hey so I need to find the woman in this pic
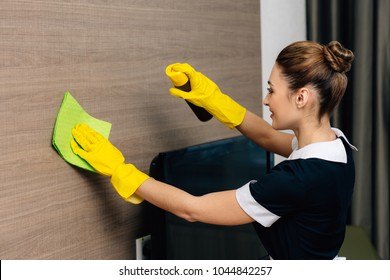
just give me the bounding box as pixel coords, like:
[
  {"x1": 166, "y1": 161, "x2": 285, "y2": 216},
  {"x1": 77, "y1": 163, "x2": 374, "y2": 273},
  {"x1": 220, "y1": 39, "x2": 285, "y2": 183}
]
[{"x1": 70, "y1": 40, "x2": 356, "y2": 259}]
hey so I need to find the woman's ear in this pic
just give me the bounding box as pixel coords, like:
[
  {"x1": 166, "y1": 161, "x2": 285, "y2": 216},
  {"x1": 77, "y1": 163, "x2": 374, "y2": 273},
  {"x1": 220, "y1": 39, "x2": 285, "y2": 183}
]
[{"x1": 295, "y1": 87, "x2": 311, "y2": 109}]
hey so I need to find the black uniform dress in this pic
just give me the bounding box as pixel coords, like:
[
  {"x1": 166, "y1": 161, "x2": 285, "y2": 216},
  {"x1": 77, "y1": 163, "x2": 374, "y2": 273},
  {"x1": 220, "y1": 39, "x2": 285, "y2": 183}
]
[{"x1": 236, "y1": 128, "x2": 357, "y2": 259}]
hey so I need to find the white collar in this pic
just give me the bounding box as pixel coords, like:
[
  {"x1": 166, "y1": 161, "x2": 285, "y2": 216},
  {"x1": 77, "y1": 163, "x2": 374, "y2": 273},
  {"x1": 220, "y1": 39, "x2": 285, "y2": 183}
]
[{"x1": 288, "y1": 128, "x2": 357, "y2": 163}]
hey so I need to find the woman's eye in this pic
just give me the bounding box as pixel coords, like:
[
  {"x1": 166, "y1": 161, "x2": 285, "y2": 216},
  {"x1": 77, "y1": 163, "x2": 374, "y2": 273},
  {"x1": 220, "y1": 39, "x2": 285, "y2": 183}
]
[{"x1": 267, "y1": 87, "x2": 273, "y2": 94}]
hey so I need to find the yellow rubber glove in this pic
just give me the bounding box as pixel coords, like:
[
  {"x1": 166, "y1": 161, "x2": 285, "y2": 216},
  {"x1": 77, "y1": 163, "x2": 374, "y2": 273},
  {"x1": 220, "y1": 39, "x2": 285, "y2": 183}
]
[
  {"x1": 168, "y1": 63, "x2": 246, "y2": 128},
  {"x1": 70, "y1": 123, "x2": 149, "y2": 204}
]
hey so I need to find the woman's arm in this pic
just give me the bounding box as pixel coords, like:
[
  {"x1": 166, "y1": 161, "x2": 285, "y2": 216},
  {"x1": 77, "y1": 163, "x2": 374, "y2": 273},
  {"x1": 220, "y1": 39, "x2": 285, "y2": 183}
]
[
  {"x1": 136, "y1": 178, "x2": 254, "y2": 226},
  {"x1": 70, "y1": 123, "x2": 256, "y2": 222},
  {"x1": 237, "y1": 111, "x2": 294, "y2": 158},
  {"x1": 168, "y1": 64, "x2": 293, "y2": 156}
]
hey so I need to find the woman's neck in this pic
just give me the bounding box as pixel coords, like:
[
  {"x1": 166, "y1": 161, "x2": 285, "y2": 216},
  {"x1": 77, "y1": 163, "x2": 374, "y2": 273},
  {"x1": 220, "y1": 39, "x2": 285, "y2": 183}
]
[{"x1": 293, "y1": 116, "x2": 336, "y2": 149}]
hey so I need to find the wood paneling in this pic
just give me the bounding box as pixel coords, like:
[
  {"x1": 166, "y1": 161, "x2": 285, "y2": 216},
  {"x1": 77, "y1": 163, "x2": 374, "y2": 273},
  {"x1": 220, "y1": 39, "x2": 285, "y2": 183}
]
[{"x1": 0, "y1": 0, "x2": 262, "y2": 259}]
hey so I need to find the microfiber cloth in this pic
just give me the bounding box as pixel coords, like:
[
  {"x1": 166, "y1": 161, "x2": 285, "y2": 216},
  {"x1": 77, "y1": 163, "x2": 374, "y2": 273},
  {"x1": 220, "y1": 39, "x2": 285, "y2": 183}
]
[{"x1": 52, "y1": 91, "x2": 112, "y2": 172}]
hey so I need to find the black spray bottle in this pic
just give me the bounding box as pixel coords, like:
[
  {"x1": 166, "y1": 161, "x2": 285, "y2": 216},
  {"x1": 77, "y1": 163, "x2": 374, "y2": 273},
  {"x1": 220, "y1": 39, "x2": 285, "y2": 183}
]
[{"x1": 166, "y1": 65, "x2": 213, "y2": 122}]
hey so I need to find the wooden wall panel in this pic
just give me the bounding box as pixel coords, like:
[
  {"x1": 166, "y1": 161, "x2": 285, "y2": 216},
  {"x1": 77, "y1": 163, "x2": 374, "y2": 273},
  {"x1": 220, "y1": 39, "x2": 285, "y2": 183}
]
[{"x1": 0, "y1": 0, "x2": 262, "y2": 259}]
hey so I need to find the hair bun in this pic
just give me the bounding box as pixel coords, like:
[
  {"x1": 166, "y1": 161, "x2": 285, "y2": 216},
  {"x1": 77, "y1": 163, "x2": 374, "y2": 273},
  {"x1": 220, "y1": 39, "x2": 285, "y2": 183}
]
[{"x1": 323, "y1": 41, "x2": 354, "y2": 73}]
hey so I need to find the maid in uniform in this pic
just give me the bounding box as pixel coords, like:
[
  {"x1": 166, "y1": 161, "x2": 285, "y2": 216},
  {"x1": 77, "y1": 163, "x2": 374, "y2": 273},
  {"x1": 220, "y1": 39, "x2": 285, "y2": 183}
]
[{"x1": 70, "y1": 40, "x2": 356, "y2": 259}]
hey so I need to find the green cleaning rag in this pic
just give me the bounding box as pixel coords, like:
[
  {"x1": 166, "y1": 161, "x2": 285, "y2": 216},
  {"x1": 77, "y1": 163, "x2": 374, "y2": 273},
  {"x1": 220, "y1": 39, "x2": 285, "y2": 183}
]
[{"x1": 52, "y1": 91, "x2": 112, "y2": 172}]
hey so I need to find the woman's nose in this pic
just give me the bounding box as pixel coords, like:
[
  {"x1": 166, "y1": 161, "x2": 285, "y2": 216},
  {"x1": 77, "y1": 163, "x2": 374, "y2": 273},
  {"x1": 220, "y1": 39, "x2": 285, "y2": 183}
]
[{"x1": 263, "y1": 94, "x2": 269, "y2": 106}]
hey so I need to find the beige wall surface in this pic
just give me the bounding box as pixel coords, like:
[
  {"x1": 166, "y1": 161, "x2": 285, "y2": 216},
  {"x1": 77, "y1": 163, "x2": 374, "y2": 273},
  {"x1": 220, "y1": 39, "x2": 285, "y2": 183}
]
[{"x1": 0, "y1": 0, "x2": 262, "y2": 259}]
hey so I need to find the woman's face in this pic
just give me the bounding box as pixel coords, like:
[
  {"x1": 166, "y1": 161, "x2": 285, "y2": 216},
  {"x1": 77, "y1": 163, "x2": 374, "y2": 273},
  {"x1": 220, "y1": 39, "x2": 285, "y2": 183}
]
[{"x1": 263, "y1": 64, "x2": 299, "y2": 130}]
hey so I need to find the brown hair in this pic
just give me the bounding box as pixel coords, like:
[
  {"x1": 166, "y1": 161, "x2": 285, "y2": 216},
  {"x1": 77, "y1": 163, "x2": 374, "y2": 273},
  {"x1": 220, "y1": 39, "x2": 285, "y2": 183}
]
[{"x1": 276, "y1": 41, "x2": 354, "y2": 118}]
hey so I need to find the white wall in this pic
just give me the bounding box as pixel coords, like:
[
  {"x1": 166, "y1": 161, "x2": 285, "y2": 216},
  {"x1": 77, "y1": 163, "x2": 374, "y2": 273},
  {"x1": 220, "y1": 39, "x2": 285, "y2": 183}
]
[{"x1": 260, "y1": 0, "x2": 307, "y2": 163}]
